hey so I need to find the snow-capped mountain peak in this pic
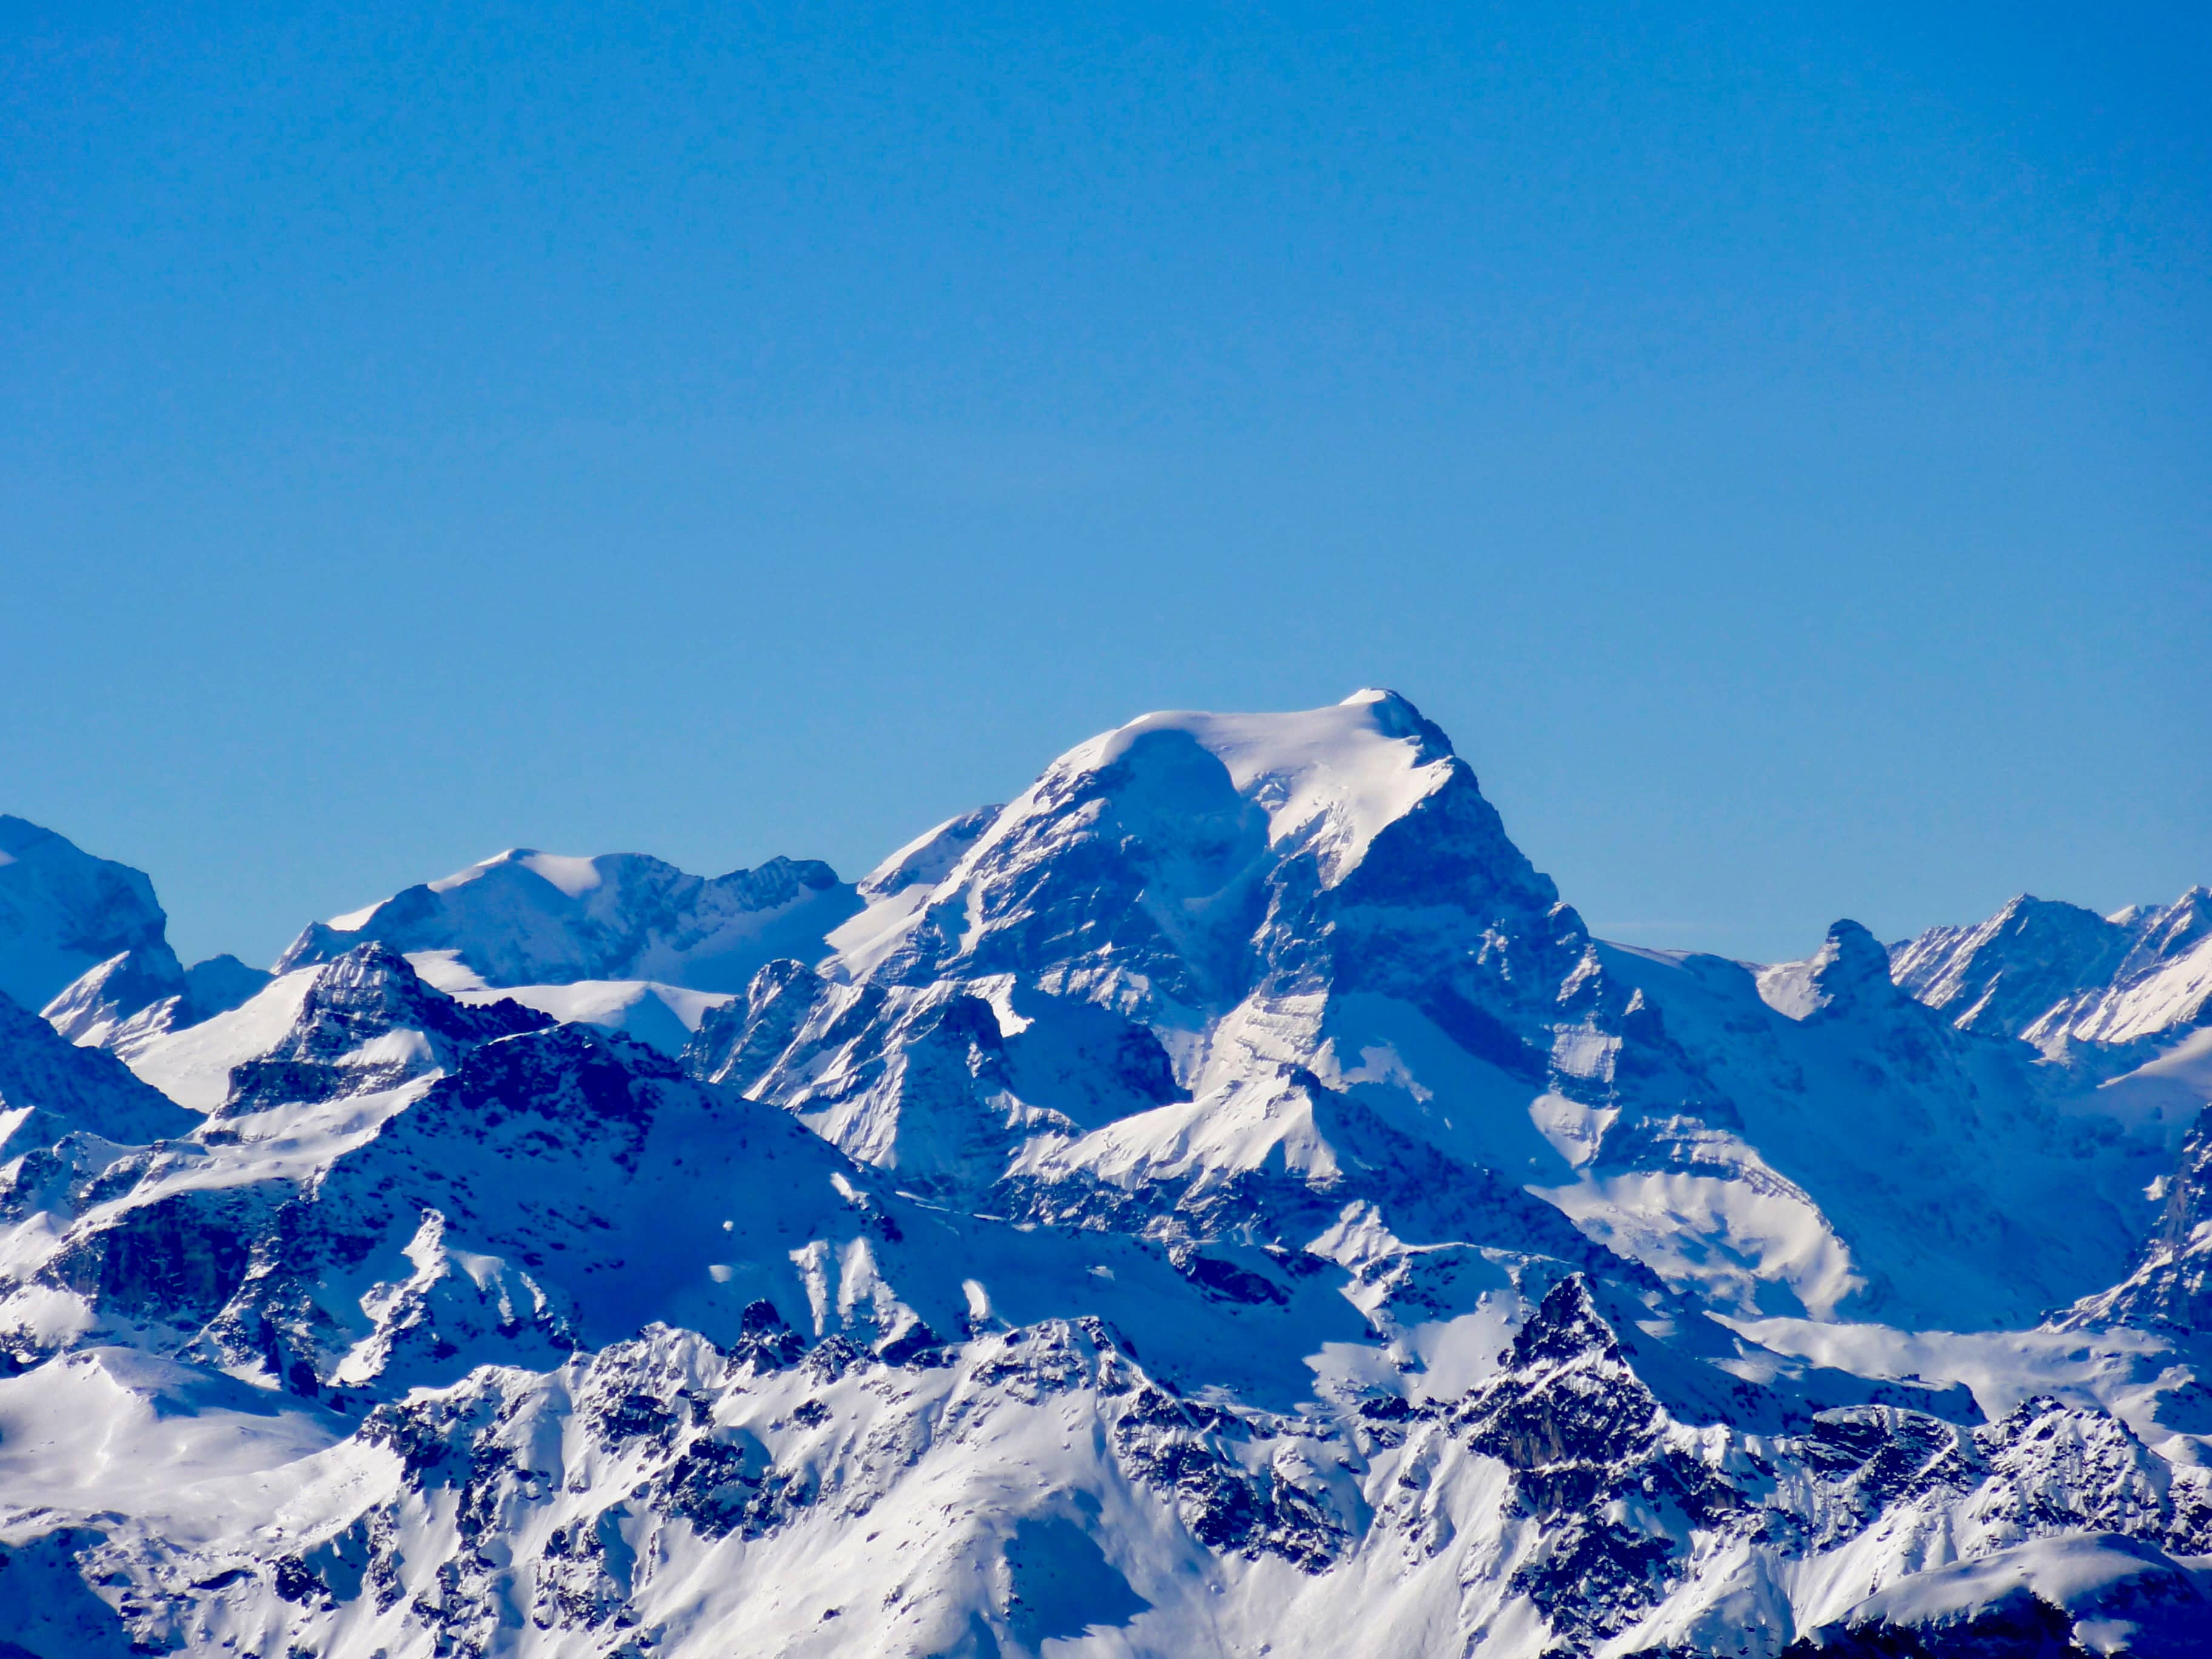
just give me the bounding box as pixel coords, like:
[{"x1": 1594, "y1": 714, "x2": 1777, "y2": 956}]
[
  {"x1": 1891, "y1": 885, "x2": 2212, "y2": 1050},
  {"x1": 2, "y1": 816, "x2": 273, "y2": 1057},
  {"x1": 4, "y1": 695, "x2": 2211, "y2": 1659},
  {"x1": 0, "y1": 814, "x2": 170, "y2": 1013},
  {"x1": 823, "y1": 689, "x2": 1563, "y2": 1001},
  {"x1": 278, "y1": 845, "x2": 861, "y2": 994},
  {"x1": 118, "y1": 942, "x2": 548, "y2": 1114},
  {"x1": 1754, "y1": 918, "x2": 1900, "y2": 1020},
  {"x1": 1045, "y1": 687, "x2": 1462, "y2": 888}
]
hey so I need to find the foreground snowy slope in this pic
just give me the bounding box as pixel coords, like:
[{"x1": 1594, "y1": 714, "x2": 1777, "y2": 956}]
[{"x1": 2, "y1": 692, "x2": 2209, "y2": 1658}]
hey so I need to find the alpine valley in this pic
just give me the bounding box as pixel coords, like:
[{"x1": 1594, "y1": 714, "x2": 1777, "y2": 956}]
[{"x1": 2, "y1": 692, "x2": 2209, "y2": 1659}]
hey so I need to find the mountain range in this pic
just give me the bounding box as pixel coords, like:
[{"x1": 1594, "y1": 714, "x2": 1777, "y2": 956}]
[{"x1": 1, "y1": 692, "x2": 2208, "y2": 1657}]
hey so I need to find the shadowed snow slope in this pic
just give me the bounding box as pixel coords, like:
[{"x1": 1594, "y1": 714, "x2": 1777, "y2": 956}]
[
  {"x1": 0, "y1": 989, "x2": 198, "y2": 1159},
  {"x1": 0, "y1": 816, "x2": 173, "y2": 1014},
  {"x1": 3, "y1": 692, "x2": 2210, "y2": 1659}
]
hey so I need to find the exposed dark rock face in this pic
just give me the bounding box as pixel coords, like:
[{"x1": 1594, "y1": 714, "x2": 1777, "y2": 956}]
[{"x1": 214, "y1": 943, "x2": 551, "y2": 1118}]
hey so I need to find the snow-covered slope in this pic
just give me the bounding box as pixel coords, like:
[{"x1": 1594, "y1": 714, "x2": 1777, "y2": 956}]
[
  {"x1": 1795, "y1": 1533, "x2": 2212, "y2": 1655},
  {"x1": 40, "y1": 946, "x2": 274, "y2": 1057},
  {"x1": 2, "y1": 692, "x2": 2209, "y2": 1659},
  {"x1": 1604, "y1": 923, "x2": 2191, "y2": 1330}
]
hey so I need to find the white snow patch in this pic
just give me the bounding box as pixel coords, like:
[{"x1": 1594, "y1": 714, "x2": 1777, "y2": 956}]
[
  {"x1": 1724, "y1": 1315, "x2": 2186, "y2": 1441},
  {"x1": 403, "y1": 949, "x2": 488, "y2": 993},
  {"x1": 1833, "y1": 1533, "x2": 2201, "y2": 1645},
  {"x1": 1754, "y1": 958, "x2": 1819, "y2": 1019},
  {"x1": 124, "y1": 966, "x2": 322, "y2": 1111},
  {"x1": 518, "y1": 852, "x2": 605, "y2": 897},
  {"x1": 1538, "y1": 1168, "x2": 1863, "y2": 1319},
  {"x1": 1061, "y1": 689, "x2": 1453, "y2": 885},
  {"x1": 0, "y1": 1351, "x2": 341, "y2": 1530},
  {"x1": 823, "y1": 882, "x2": 936, "y2": 979},
  {"x1": 450, "y1": 977, "x2": 734, "y2": 1055}
]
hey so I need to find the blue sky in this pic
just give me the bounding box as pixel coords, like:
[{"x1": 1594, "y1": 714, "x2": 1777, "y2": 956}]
[{"x1": 4, "y1": 0, "x2": 2206, "y2": 967}]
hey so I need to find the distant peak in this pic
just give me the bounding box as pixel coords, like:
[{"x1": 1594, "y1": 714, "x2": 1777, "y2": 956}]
[
  {"x1": 1994, "y1": 893, "x2": 2111, "y2": 926},
  {"x1": 280, "y1": 841, "x2": 856, "y2": 992},
  {"x1": 1815, "y1": 917, "x2": 1895, "y2": 980},
  {"x1": 1756, "y1": 919, "x2": 1901, "y2": 1021}
]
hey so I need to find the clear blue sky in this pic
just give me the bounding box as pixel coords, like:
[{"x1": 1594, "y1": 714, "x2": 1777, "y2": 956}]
[{"x1": 4, "y1": 1, "x2": 2206, "y2": 968}]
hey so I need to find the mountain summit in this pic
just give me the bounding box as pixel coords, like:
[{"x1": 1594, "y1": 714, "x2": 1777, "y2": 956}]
[
  {"x1": 275, "y1": 845, "x2": 859, "y2": 992},
  {"x1": 1, "y1": 693, "x2": 2207, "y2": 1659}
]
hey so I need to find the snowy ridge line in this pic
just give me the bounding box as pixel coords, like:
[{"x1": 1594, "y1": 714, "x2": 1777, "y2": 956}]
[{"x1": 0, "y1": 690, "x2": 2207, "y2": 1657}]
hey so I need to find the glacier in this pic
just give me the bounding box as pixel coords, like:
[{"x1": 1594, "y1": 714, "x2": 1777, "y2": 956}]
[{"x1": 0, "y1": 692, "x2": 2207, "y2": 1657}]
